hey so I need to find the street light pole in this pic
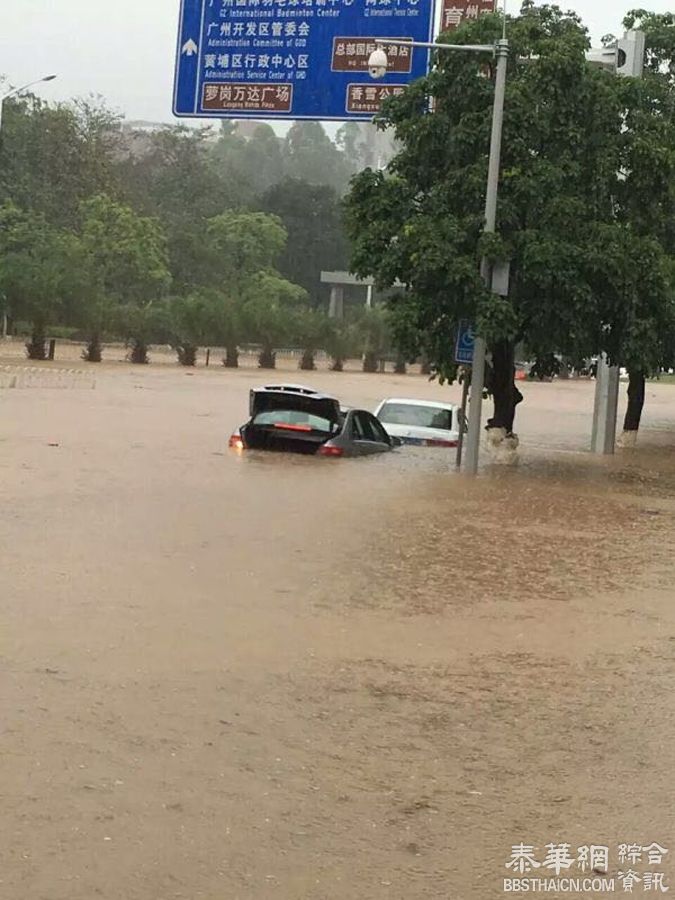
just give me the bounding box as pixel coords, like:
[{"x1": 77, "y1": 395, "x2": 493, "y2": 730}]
[
  {"x1": 369, "y1": 37, "x2": 508, "y2": 475},
  {"x1": 464, "y1": 38, "x2": 509, "y2": 475},
  {"x1": 0, "y1": 74, "x2": 57, "y2": 132}
]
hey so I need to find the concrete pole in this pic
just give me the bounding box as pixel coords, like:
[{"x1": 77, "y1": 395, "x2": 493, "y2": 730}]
[
  {"x1": 591, "y1": 354, "x2": 620, "y2": 454},
  {"x1": 590, "y1": 31, "x2": 645, "y2": 454},
  {"x1": 464, "y1": 38, "x2": 509, "y2": 475},
  {"x1": 328, "y1": 285, "x2": 344, "y2": 319}
]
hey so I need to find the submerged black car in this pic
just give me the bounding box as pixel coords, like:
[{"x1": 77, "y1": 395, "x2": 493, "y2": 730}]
[{"x1": 229, "y1": 384, "x2": 399, "y2": 457}]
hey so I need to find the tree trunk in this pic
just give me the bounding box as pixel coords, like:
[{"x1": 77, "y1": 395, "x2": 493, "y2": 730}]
[
  {"x1": 330, "y1": 356, "x2": 344, "y2": 372},
  {"x1": 258, "y1": 345, "x2": 276, "y2": 369},
  {"x1": 299, "y1": 349, "x2": 316, "y2": 371},
  {"x1": 83, "y1": 333, "x2": 103, "y2": 363},
  {"x1": 177, "y1": 344, "x2": 198, "y2": 366},
  {"x1": 394, "y1": 354, "x2": 407, "y2": 375},
  {"x1": 363, "y1": 351, "x2": 378, "y2": 373},
  {"x1": 223, "y1": 344, "x2": 239, "y2": 368},
  {"x1": 487, "y1": 340, "x2": 523, "y2": 434},
  {"x1": 129, "y1": 340, "x2": 149, "y2": 364},
  {"x1": 420, "y1": 355, "x2": 432, "y2": 376},
  {"x1": 619, "y1": 370, "x2": 645, "y2": 447},
  {"x1": 26, "y1": 323, "x2": 47, "y2": 360}
]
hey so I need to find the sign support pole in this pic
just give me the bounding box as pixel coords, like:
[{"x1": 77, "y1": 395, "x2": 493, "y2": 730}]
[{"x1": 455, "y1": 374, "x2": 470, "y2": 469}]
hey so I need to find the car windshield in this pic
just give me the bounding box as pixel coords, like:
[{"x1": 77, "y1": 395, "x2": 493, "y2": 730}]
[
  {"x1": 253, "y1": 409, "x2": 336, "y2": 432},
  {"x1": 378, "y1": 403, "x2": 453, "y2": 431}
]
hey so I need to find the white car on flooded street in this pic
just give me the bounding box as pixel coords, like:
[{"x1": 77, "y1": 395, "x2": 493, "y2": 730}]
[{"x1": 374, "y1": 398, "x2": 462, "y2": 448}]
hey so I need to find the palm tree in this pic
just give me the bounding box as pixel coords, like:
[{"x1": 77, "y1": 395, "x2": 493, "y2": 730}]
[
  {"x1": 394, "y1": 351, "x2": 407, "y2": 375},
  {"x1": 81, "y1": 295, "x2": 116, "y2": 362},
  {"x1": 168, "y1": 291, "x2": 222, "y2": 366},
  {"x1": 116, "y1": 302, "x2": 169, "y2": 365},
  {"x1": 217, "y1": 294, "x2": 242, "y2": 368},
  {"x1": 243, "y1": 272, "x2": 306, "y2": 369},
  {"x1": 294, "y1": 308, "x2": 330, "y2": 371},
  {"x1": 357, "y1": 306, "x2": 391, "y2": 373},
  {"x1": 324, "y1": 319, "x2": 356, "y2": 372}
]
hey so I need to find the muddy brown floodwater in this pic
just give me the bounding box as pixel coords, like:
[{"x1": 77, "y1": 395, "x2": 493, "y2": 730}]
[{"x1": 1, "y1": 353, "x2": 675, "y2": 900}]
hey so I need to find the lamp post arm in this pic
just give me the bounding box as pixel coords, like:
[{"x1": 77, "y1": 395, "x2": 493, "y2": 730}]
[{"x1": 376, "y1": 38, "x2": 497, "y2": 54}]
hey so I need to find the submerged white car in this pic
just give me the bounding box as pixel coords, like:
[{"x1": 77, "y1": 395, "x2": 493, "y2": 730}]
[{"x1": 374, "y1": 398, "x2": 462, "y2": 448}]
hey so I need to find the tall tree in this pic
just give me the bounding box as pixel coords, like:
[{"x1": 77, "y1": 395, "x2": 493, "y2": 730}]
[
  {"x1": 78, "y1": 194, "x2": 171, "y2": 360},
  {"x1": 206, "y1": 210, "x2": 288, "y2": 291},
  {"x1": 259, "y1": 178, "x2": 349, "y2": 303},
  {"x1": 344, "y1": 4, "x2": 674, "y2": 445},
  {"x1": 282, "y1": 122, "x2": 351, "y2": 193},
  {"x1": 0, "y1": 203, "x2": 84, "y2": 358},
  {"x1": 211, "y1": 122, "x2": 284, "y2": 198},
  {"x1": 0, "y1": 96, "x2": 120, "y2": 228},
  {"x1": 614, "y1": 10, "x2": 675, "y2": 442},
  {"x1": 167, "y1": 290, "x2": 223, "y2": 367},
  {"x1": 115, "y1": 126, "x2": 239, "y2": 291},
  {"x1": 243, "y1": 272, "x2": 307, "y2": 369}
]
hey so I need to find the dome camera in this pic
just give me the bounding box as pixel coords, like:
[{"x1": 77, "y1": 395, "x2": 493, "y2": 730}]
[{"x1": 367, "y1": 47, "x2": 389, "y2": 79}]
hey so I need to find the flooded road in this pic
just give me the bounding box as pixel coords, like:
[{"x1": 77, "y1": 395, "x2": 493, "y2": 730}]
[{"x1": 1, "y1": 358, "x2": 675, "y2": 899}]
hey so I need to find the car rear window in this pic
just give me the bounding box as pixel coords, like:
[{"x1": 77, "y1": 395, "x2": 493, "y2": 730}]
[
  {"x1": 253, "y1": 410, "x2": 336, "y2": 432},
  {"x1": 378, "y1": 403, "x2": 452, "y2": 430}
]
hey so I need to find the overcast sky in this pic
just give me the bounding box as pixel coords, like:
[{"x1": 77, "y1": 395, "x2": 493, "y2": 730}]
[{"x1": 0, "y1": 1, "x2": 672, "y2": 124}]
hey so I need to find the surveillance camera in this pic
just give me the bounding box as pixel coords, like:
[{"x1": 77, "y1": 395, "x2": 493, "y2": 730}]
[{"x1": 367, "y1": 47, "x2": 389, "y2": 79}]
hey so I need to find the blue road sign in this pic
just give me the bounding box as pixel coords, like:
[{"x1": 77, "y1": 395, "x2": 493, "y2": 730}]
[
  {"x1": 173, "y1": 0, "x2": 437, "y2": 122},
  {"x1": 455, "y1": 320, "x2": 475, "y2": 365}
]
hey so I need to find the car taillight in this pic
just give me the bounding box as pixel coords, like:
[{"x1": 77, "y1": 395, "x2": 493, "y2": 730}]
[
  {"x1": 273, "y1": 422, "x2": 313, "y2": 432},
  {"x1": 229, "y1": 432, "x2": 244, "y2": 450},
  {"x1": 426, "y1": 439, "x2": 458, "y2": 448},
  {"x1": 319, "y1": 445, "x2": 343, "y2": 457}
]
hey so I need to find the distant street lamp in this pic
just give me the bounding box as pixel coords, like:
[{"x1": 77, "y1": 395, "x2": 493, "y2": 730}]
[{"x1": 0, "y1": 74, "x2": 57, "y2": 132}]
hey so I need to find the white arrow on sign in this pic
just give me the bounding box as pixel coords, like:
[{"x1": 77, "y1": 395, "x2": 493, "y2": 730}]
[{"x1": 182, "y1": 38, "x2": 198, "y2": 56}]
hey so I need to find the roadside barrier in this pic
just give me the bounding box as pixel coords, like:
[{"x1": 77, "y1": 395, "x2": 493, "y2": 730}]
[{"x1": 0, "y1": 366, "x2": 96, "y2": 390}]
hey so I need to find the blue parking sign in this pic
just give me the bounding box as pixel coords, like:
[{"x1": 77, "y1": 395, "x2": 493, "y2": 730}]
[
  {"x1": 173, "y1": 0, "x2": 437, "y2": 121},
  {"x1": 455, "y1": 320, "x2": 475, "y2": 365}
]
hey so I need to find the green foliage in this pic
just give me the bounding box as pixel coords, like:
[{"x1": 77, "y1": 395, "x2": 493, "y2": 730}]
[
  {"x1": 167, "y1": 290, "x2": 230, "y2": 365},
  {"x1": 115, "y1": 302, "x2": 169, "y2": 364},
  {"x1": 0, "y1": 96, "x2": 120, "y2": 228},
  {"x1": 117, "y1": 126, "x2": 243, "y2": 292},
  {"x1": 324, "y1": 318, "x2": 359, "y2": 371},
  {"x1": 260, "y1": 179, "x2": 349, "y2": 302},
  {"x1": 0, "y1": 93, "x2": 359, "y2": 360},
  {"x1": 206, "y1": 210, "x2": 287, "y2": 291},
  {"x1": 282, "y1": 122, "x2": 352, "y2": 193},
  {"x1": 344, "y1": 4, "x2": 675, "y2": 397},
  {"x1": 0, "y1": 203, "x2": 85, "y2": 337},
  {"x1": 74, "y1": 194, "x2": 171, "y2": 359},
  {"x1": 80, "y1": 194, "x2": 170, "y2": 304},
  {"x1": 211, "y1": 123, "x2": 284, "y2": 199},
  {"x1": 242, "y1": 271, "x2": 307, "y2": 367}
]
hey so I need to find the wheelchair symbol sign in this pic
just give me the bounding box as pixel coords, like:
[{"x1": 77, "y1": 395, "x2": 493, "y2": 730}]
[{"x1": 455, "y1": 320, "x2": 475, "y2": 365}]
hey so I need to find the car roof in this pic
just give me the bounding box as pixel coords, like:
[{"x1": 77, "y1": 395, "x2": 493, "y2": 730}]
[{"x1": 378, "y1": 398, "x2": 455, "y2": 410}]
